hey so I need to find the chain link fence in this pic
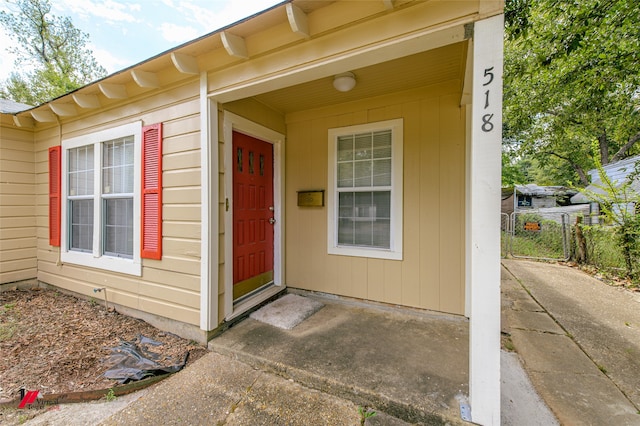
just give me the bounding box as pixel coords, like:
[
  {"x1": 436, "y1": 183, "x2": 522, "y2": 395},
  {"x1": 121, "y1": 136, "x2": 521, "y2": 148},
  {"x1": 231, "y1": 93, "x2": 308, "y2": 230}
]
[{"x1": 502, "y1": 210, "x2": 571, "y2": 261}]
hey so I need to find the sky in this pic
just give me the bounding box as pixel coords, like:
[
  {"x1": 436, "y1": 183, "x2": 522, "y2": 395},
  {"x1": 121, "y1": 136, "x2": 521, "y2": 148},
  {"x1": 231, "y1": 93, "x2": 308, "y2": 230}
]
[{"x1": 0, "y1": 0, "x2": 283, "y2": 81}]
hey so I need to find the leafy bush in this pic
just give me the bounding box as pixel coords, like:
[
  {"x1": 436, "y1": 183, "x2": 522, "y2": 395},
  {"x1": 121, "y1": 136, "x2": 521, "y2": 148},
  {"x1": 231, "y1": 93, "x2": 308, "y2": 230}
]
[
  {"x1": 577, "y1": 143, "x2": 640, "y2": 279},
  {"x1": 577, "y1": 224, "x2": 639, "y2": 281}
]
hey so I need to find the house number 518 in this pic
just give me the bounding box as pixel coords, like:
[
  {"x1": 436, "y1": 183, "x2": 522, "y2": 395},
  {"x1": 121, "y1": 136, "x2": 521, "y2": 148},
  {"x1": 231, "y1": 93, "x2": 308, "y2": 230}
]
[{"x1": 481, "y1": 67, "x2": 494, "y2": 133}]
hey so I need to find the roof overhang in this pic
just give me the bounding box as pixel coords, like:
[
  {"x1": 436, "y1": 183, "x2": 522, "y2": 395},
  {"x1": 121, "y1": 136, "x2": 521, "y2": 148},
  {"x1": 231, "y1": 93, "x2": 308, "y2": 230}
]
[{"x1": 4, "y1": 0, "x2": 504, "y2": 128}]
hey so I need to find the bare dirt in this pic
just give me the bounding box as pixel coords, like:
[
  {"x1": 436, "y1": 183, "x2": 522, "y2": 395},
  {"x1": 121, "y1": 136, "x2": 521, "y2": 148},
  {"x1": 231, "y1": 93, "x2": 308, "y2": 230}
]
[{"x1": 0, "y1": 287, "x2": 207, "y2": 404}]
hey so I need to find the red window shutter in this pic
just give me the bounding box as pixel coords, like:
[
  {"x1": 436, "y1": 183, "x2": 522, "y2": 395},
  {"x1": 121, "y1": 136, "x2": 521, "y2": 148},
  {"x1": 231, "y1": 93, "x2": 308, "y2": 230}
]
[
  {"x1": 48, "y1": 146, "x2": 61, "y2": 247},
  {"x1": 141, "y1": 123, "x2": 163, "y2": 259}
]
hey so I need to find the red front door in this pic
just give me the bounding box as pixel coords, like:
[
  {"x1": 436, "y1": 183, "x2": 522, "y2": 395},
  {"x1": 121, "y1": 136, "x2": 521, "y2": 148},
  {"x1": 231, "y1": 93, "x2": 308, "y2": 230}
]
[{"x1": 233, "y1": 131, "x2": 275, "y2": 300}]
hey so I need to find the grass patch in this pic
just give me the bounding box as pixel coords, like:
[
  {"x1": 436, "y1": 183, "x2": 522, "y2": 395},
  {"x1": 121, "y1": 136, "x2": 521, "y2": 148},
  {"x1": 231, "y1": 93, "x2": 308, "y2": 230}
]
[{"x1": 503, "y1": 336, "x2": 515, "y2": 352}]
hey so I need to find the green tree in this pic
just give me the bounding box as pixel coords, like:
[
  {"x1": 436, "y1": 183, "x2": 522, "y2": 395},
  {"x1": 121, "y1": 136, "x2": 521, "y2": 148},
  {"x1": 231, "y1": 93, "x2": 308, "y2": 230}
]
[
  {"x1": 502, "y1": 152, "x2": 532, "y2": 186},
  {"x1": 504, "y1": 0, "x2": 640, "y2": 186},
  {"x1": 0, "y1": 0, "x2": 107, "y2": 105}
]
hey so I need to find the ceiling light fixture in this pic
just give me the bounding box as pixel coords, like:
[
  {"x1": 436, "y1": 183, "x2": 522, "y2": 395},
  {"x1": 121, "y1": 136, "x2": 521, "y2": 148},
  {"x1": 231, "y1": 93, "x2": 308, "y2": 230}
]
[{"x1": 333, "y1": 72, "x2": 356, "y2": 92}]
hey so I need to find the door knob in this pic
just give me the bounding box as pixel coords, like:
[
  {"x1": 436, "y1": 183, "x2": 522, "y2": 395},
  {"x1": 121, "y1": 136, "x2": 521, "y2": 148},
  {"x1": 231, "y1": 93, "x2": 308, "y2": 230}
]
[{"x1": 269, "y1": 218, "x2": 276, "y2": 225}]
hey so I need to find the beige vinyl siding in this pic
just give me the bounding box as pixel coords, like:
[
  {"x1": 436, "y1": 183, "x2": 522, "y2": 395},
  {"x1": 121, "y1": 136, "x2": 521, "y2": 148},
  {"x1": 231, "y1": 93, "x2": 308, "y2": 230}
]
[
  {"x1": 285, "y1": 81, "x2": 466, "y2": 315},
  {"x1": 0, "y1": 122, "x2": 37, "y2": 284},
  {"x1": 33, "y1": 82, "x2": 203, "y2": 326}
]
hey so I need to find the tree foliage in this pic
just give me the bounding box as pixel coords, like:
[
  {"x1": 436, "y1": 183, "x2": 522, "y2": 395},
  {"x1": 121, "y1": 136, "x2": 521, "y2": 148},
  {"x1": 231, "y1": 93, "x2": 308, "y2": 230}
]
[
  {"x1": 501, "y1": 152, "x2": 533, "y2": 186},
  {"x1": 0, "y1": 0, "x2": 107, "y2": 105},
  {"x1": 504, "y1": 0, "x2": 640, "y2": 186}
]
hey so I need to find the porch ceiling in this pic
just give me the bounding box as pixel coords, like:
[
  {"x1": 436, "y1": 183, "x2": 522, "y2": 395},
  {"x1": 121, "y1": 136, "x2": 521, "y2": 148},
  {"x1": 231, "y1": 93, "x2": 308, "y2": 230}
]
[{"x1": 253, "y1": 41, "x2": 468, "y2": 114}]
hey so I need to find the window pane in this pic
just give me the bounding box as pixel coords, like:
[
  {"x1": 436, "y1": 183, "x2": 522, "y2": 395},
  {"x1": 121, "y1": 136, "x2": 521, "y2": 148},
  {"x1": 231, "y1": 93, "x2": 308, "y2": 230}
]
[
  {"x1": 372, "y1": 159, "x2": 391, "y2": 186},
  {"x1": 372, "y1": 219, "x2": 390, "y2": 248},
  {"x1": 69, "y1": 199, "x2": 93, "y2": 252},
  {"x1": 338, "y1": 192, "x2": 354, "y2": 218},
  {"x1": 337, "y1": 218, "x2": 354, "y2": 245},
  {"x1": 372, "y1": 130, "x2": 392, "y2": 158},
  {"x1": 104, "y1": 198, "x2": 133, "y2": 258},
  {"x1": 337, "y1": 191, "x2": 390, "y2": 248},
  {"x1": 354, "y1": 192, "x2": 373, "y2": 219},
  {"x1": 103, "y1": 137, "x2": 134, "y2": 194},
  {"x1": 337, "y1": 136, "x2": 353, "y2": 161},
  {"x1": 372, "y1": 191, "x2": 391, "y2": 249},
  {"x1": 337, "y1": 192, "x2": 354, "y2": 245},
  {"x1": 354, "y1": 133, "x2": 372, "y2": 160},
  {"x1": 354, "y1": 220, "x2": 373, "y2": 246},
  {"x1": 337, "y1": 162, "x2": 353, "y2": 188},
  {"x1": 68, "y1": 145, "x2": 94, "y2": 196},
  {"x1": 69, "y1": 148, "x2": 77, "y2": 172},
  {"x1": 353, "y1": 161, "x2": 372, "y2": 187},
  {"x1": 103, "y1": 167, "x2": 113, "y2": 194},
  {"x1": 373, "y1": 191, "x2": 391, "y2": 218},
  {"x1": 337, "y1": 131, "x2": 387, "y2": 188}
]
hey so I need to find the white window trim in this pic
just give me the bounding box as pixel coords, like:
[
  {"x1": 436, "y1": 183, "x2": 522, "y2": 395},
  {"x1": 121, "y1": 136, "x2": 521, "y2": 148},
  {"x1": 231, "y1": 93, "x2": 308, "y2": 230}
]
[
  {"x1": 61, "y1": 121, "x2": 142, "y2": 276},
  {"x1": 327, "y1": 119, "x2": 403, "y2": 260}
]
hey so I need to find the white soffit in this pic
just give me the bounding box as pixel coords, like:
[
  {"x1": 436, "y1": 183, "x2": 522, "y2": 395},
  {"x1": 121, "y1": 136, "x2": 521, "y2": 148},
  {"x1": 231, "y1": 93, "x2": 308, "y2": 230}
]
[{"x1": 209, "y1": 23, "x2": 466, "y2": 104}]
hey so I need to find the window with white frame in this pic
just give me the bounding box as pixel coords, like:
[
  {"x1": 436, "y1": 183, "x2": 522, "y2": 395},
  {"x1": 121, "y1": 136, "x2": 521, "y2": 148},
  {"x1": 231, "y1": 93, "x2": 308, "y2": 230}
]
[
  {"x1": 327, "y1": 119, "x2": 403, "y2": 260},
  {"x1": 61, "y1": 122, "x2": 142, "y2": 275}
]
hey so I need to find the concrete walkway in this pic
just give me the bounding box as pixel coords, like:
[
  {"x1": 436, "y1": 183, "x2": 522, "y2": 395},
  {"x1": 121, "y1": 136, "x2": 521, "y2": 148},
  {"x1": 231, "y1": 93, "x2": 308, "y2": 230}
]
[{"x1": 502, "y1": 259, "x2": 640, "y2": 425}]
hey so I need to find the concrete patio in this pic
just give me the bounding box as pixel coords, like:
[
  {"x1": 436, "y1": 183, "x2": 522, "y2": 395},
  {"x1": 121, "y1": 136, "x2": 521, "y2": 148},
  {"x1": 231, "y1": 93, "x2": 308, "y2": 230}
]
[{"x1": 209, "y1": 290, "x2": 470, "y2": 424}]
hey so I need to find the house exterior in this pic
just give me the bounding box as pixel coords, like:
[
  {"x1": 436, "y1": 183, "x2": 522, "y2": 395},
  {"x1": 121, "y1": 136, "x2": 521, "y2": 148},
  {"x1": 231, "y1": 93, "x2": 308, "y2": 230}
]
[
  {"x1": 501, "y1": 184, "x2": 578, "y2": 215},
  {"x1": 0, "y1": 1, "x2": 504, "y2": 423},
  {"x1": 571, "y1": 154, "x2": 640, "y2": 221}
]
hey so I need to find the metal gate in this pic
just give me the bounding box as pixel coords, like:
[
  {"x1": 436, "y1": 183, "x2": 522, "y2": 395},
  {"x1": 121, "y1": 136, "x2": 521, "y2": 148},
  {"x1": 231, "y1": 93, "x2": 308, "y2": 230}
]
[
  {"x1": 505, "y1": 211, "x2": 571, "y2": 261},
  {"x1": 501, "y1": 213, "x2": 511, "y2": 258}
]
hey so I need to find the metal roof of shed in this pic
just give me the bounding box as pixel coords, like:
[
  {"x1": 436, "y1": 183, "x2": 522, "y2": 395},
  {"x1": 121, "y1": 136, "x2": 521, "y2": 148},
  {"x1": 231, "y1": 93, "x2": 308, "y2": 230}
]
[{"x1": 571, "y1": 155, "x2": 640, "y2": 204}]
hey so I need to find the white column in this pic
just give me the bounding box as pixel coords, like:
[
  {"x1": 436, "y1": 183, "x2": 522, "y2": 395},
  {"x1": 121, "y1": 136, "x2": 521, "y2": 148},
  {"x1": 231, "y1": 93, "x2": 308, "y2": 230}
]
[
  {"x1": 467, "y1": 13, "x2": 503, "y2": 426},
  {"x1": 200, "y1": 72, "x2": 219, "y2": 332}
]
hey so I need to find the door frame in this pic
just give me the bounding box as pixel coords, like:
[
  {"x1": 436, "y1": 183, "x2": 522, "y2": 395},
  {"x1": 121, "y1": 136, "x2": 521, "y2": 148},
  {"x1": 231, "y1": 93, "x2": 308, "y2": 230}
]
[{"x1": 223, "y1": 111, "x2": 285, "y2": 320}]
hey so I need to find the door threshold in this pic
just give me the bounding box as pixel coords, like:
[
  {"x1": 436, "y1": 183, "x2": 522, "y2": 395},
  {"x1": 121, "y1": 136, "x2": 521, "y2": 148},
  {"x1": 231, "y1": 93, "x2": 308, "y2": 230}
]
[{"x1": 227, "y1": 284, "x2": 285, "y2": 322}]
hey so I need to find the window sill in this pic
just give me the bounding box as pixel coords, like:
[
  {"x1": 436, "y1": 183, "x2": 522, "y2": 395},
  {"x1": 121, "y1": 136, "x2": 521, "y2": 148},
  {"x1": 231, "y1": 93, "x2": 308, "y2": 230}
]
[
  {"x1": 328, "y1": 246, "x2": 402, "y2": 261},
  {"x1": 61, "y1": 251, "x2": 142, "y2": 276}
]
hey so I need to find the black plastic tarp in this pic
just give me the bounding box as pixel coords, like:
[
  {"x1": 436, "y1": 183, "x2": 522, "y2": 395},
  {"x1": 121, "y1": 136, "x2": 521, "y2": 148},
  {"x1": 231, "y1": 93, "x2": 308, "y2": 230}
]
[{"x1": 103, "y1": 335, "x2": 188, "y2": 383}]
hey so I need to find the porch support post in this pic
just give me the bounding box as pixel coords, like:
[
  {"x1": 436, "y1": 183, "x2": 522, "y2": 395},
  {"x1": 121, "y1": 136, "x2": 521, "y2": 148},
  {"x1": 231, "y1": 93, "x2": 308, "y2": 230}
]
[
  {"x1": 200, "y1": 71, "x2": 219, "y2": 332},
  {"x1": 467, "y1": 14, "x2": 503, "y2": 426}
]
